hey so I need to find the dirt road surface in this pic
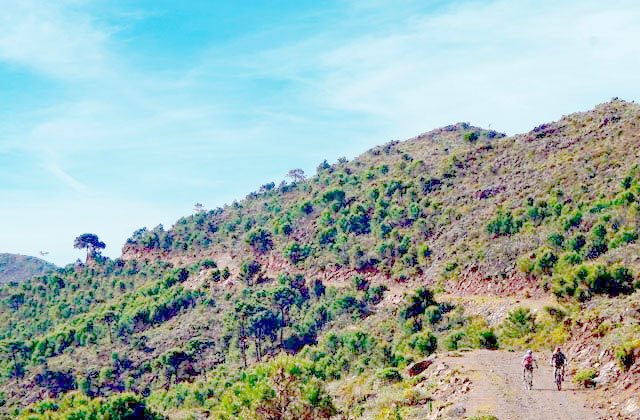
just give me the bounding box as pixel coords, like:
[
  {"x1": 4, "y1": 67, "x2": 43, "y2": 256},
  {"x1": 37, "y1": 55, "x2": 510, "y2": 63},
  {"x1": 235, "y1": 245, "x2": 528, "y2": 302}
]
[{"x1": 441, "y1": 350, "x2": 606, "y2": 419}]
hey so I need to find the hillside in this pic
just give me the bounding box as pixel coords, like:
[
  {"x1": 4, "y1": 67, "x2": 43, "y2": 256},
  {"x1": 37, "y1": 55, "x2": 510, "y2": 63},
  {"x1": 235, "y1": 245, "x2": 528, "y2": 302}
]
[
  {"x1": 0, "y1": 254, "x2": 56, "y2": 285},
  {"x1": 1, "y1": 99, "x2": 639, "y2": 419}
]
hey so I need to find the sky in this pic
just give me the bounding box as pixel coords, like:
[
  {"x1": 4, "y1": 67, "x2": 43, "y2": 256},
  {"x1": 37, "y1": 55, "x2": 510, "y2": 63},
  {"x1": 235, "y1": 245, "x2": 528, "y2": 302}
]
[{"x1": 1, "y1": 0, "x2": 639, "y2": 266}]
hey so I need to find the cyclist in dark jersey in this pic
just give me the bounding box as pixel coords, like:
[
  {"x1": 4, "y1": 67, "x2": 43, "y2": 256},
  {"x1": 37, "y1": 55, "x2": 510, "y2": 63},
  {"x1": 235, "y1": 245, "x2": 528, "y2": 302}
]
[{"x1": 551, "y1": 346, "x2": 566, "y2": 378}]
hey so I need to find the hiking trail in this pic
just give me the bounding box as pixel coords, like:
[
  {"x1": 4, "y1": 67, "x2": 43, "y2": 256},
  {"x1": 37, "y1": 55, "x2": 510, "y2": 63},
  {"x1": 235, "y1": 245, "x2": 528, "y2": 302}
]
[{"x1": 440, "y1": 349, "x2": 606, "y2": 419}]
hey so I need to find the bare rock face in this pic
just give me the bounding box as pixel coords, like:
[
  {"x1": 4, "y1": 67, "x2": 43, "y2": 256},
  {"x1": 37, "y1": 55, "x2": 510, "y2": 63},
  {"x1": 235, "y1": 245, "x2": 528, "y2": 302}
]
[
  {"x1": 621, "y1": 398, "x2": 640, "y2": 418},
  {"x1": 593, "y1": 360, "x2": 617, "y2": 386}
]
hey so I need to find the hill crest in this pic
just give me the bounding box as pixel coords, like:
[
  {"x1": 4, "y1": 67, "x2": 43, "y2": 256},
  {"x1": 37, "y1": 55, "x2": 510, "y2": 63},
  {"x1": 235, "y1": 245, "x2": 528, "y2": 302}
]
[{"x1": 0, "y1": 253, "x2": 56, "y2": 285}]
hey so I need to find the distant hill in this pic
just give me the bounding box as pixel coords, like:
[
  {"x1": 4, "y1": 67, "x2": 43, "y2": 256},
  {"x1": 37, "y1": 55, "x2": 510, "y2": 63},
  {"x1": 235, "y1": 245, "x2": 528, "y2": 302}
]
[{"x1": 0, "y1": 253, "x2": 56, "y2": 284}]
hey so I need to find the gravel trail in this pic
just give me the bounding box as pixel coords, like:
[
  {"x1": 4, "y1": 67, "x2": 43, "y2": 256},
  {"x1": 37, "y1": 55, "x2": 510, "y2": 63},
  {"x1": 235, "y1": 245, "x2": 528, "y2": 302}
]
[{"x1": 441, "y1": 350, "x2": 607, "y2": 419}]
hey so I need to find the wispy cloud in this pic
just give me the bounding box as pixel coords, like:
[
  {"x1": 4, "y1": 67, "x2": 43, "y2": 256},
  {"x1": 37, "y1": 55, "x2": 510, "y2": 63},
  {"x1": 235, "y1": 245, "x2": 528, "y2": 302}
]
[
  {"x1": 221, "y1": 0, "x2": 640, "y2": 135},
  {"x1": 42, "y1": 162, "x2": 89, "y2": 194},
  {"x1": 0, "y1": 0, "x2": 112, "y2": 80}
]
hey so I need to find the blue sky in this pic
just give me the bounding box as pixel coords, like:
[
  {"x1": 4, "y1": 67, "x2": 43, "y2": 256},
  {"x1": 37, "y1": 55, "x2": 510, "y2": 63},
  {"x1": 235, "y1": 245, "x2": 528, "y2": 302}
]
[{"x1": 1, "y1": 0, "x2": 639, "y2": 266}]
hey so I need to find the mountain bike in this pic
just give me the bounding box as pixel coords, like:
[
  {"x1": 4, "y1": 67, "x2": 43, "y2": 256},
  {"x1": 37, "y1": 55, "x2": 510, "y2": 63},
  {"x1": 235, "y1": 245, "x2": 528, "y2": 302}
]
[
  {"x1": 523, "y1": 366, "x2": 534, "y2": 390},
  {"x1": 554, "y1": 366, "x2": 564, "y2": 391}
]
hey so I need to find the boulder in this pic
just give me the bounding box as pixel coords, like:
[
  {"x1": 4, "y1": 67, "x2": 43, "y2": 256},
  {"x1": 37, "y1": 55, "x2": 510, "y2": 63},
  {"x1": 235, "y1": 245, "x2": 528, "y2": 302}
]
[
  {"x1": 446, "y1": 404, "x2": 466, "y2": 418},
  {"x1": 408, "y1": 359, "x2": 434, "y2": 377}
]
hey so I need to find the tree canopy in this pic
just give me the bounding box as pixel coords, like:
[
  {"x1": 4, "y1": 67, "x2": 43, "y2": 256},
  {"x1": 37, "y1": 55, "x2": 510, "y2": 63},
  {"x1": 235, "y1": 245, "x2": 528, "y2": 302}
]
[{"x1": 73, "y1": 233, "x2": 106, "y2": 260}]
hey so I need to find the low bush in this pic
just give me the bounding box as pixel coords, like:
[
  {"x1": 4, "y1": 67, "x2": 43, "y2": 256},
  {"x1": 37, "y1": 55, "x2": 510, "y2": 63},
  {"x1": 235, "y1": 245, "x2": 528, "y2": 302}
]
[
  {"x1": 444, "y1": 332, "x2": 465, "y2": 351},
  {"x1": 377, "y1": 367, "x2": 402, "y2": 383},
  {"x1": 400, "y1": 288, "x2": 435, "y2": 320},
  {"x1": 486, "y1": 211, "x2": 521, "y2": 236},
  {"x1": 501, "y1": 307, "x2": 535, "y2": 340},
  {"x1": 408, "y1": 332, "x2": 438, "y2": 356},
  {"x1": 478, "y1": 330, "x2": 498, "y2": 350},
  {"x1": 615, "y1": 339, "x2": 640, "y2": 371},
  {"x1": 21, "y1": 392, "x2": 163, "y2": 419},
  {"x1": 573, "y1": 368, "x2": 597, "y2": 388}
]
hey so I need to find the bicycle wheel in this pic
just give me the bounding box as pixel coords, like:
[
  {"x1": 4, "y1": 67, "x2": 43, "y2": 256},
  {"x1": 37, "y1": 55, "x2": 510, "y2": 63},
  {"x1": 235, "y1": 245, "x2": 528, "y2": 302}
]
[
  {"x1": 555, "y1": 370, "x2": 562, "y2": 391},
  {"x1": 524, "y1": 369, "x2": 533, "y2": 390}
]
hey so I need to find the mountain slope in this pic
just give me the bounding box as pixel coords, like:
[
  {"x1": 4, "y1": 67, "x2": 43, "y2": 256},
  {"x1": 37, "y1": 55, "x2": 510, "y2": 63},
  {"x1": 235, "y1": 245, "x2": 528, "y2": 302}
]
[
  {"x1": 0, "y1": 254, "x2": 56, "y2": 285},
  {"x1": 124, "y1": 98, "x2": 640, "y2": 296},
  {"x1": 1, "y1": 99, "x2": 639, "y2": 419}
]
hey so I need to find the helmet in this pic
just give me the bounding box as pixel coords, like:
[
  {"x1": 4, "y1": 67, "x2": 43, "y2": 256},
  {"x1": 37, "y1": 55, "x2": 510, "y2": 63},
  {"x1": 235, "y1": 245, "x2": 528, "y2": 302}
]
[
  {"x1": 555, "y1": 346, "x2": 561, "y2": 353},
  {"x1": 526, "y1": 349, "x2": 533, "y2": 355}
]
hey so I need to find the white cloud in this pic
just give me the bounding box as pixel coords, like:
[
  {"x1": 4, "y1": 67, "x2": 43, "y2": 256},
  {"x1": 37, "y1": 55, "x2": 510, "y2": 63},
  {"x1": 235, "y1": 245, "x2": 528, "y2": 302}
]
[
  {"x1": 236, "y1": 0, "x2": 640, "y2": 135},
  {"x1": 0, "y1": 0, "x2": 112, "y2": 80}
]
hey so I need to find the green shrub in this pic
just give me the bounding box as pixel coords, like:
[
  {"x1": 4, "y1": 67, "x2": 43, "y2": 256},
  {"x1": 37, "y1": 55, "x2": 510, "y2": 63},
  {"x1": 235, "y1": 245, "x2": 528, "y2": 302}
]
[
  {"x1": 417, "y1": 244, "x2": 431, "y2": 264},
  {"x1": 478, "y1": 330, "x2": 498, "y2": 349},
  {"x1": 548, "y1": 233, "x2": 565, "y2": 248},
  {"x1": 610, "y1": 229, "x2": 639, "y2": 248},
  {"x1": 501, "y1": 307, "x2": 535, "y2": 339},
  {"x1": 536, "y1": 250, "x2": 558, "y2": 274},
  {"x1": 553, "y1": 264, "x2": 636, "y2": 299},
  {"x1": 338, "y1": 205, "x2": 371, "y2": 235},
  {"x1": 615, "y1": 339, "x2": 639, "y2": 371},
  {"x1": 562, "y1": 252, "x2": 582, "y2": 265},
  {"x1": 318, "y1": 227, "x2": 337, "y2": 246},
  {"x1": 200, "y1": 259, "x2": 217, "y2": 269},
  {"x1": 283, "y1": 242, "x2": 312, "y2": 264},
  {"x1": 527, "y1": 203, "x2": 550, "y2": 222},
  {"x1": 569, "y1": 234, "x2": 586, "y2": 251},
  {"x1": 403, "y1": 318, "x2": 422, "y2": 335},
  {"x1": 591, "y1": 223, "x2": 607, "y2": 240},
  {"x1": 377, "y1": 367, "x2": 402, "y2": 383},
  {"x1": 322, "y1": 189, "x2": 346, "y2": 206},
  {"x1": 424, "y1": 306, "x2": 442, "y2": 324},
  {"x1": 408, "y1": 332, "x2": 438, "y2": 356},
  {"x1": 239, "y1": 259, "x2": 261, "y2": 285},
  {"x1": 588, "y1": 265, "x2": 635, "y2": 296},
  {"x1": 299, "y1": 201, "x2": 314, "y2": 215},
  {"x1": 486, "y1": 211, "x2": 521, "y2": 236},
  {"x1": 563, "y1": 211, "x2": 583, "y2": 231},
  {"x1": 464, "y1": 131, "x2": 479, "y2": 142},
  {"x1": 351, "y1": 275, "x2": 369, "y2": 292},
  {"x1": 245, "y1": 228, "x2": 273, "y2": 253},
  {"x1": 585, "y1": 239, "x2": 607, "y2": 259},
  {"x1": 22, "y1": 392, "x2": 163, "y2": 419},
  {"x1": 516, "y1": 256, "x2": 535, "y2": 274},
  {"x1": 573, "y1": 368, "x2": 597, "y2": 388},
  {"x1": 543, "y1": 306, "x2": 566, "y2": 323},
  {"x1": 366, "y1": 285, "x2": 388, "y2": 304},
  {"x1": 620, "y1": 229, "x2": 638, "y2": 244},
  {"x1": 400, "y1": 288, "x2": 435, "y2": 320},
  {"x1": 444, "y1": 332, "x2": 465, "y2": 350}
]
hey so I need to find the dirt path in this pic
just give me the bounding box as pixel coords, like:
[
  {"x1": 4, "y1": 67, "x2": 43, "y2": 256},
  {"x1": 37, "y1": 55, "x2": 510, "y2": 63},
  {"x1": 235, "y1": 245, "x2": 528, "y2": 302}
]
[{"x1": 441, "y1": 350, "x2": 606, "y2": 419}]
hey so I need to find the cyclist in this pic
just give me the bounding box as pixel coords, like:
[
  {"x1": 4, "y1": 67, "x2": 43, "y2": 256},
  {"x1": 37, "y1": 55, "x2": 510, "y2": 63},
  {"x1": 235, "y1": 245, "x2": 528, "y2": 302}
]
[
  {"x1": 522, "y1": 349, "x2": 538, "y2": 387},
  {"x1": 551, "y1": 346, "x2": 566, "y2": 383}
]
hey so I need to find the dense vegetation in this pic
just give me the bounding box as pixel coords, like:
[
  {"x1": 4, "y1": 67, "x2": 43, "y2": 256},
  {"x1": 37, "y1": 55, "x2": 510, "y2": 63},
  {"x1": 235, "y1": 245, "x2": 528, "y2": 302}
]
[{"x1": 1, "y1": 99, "x2": 640, "y2": 418}]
